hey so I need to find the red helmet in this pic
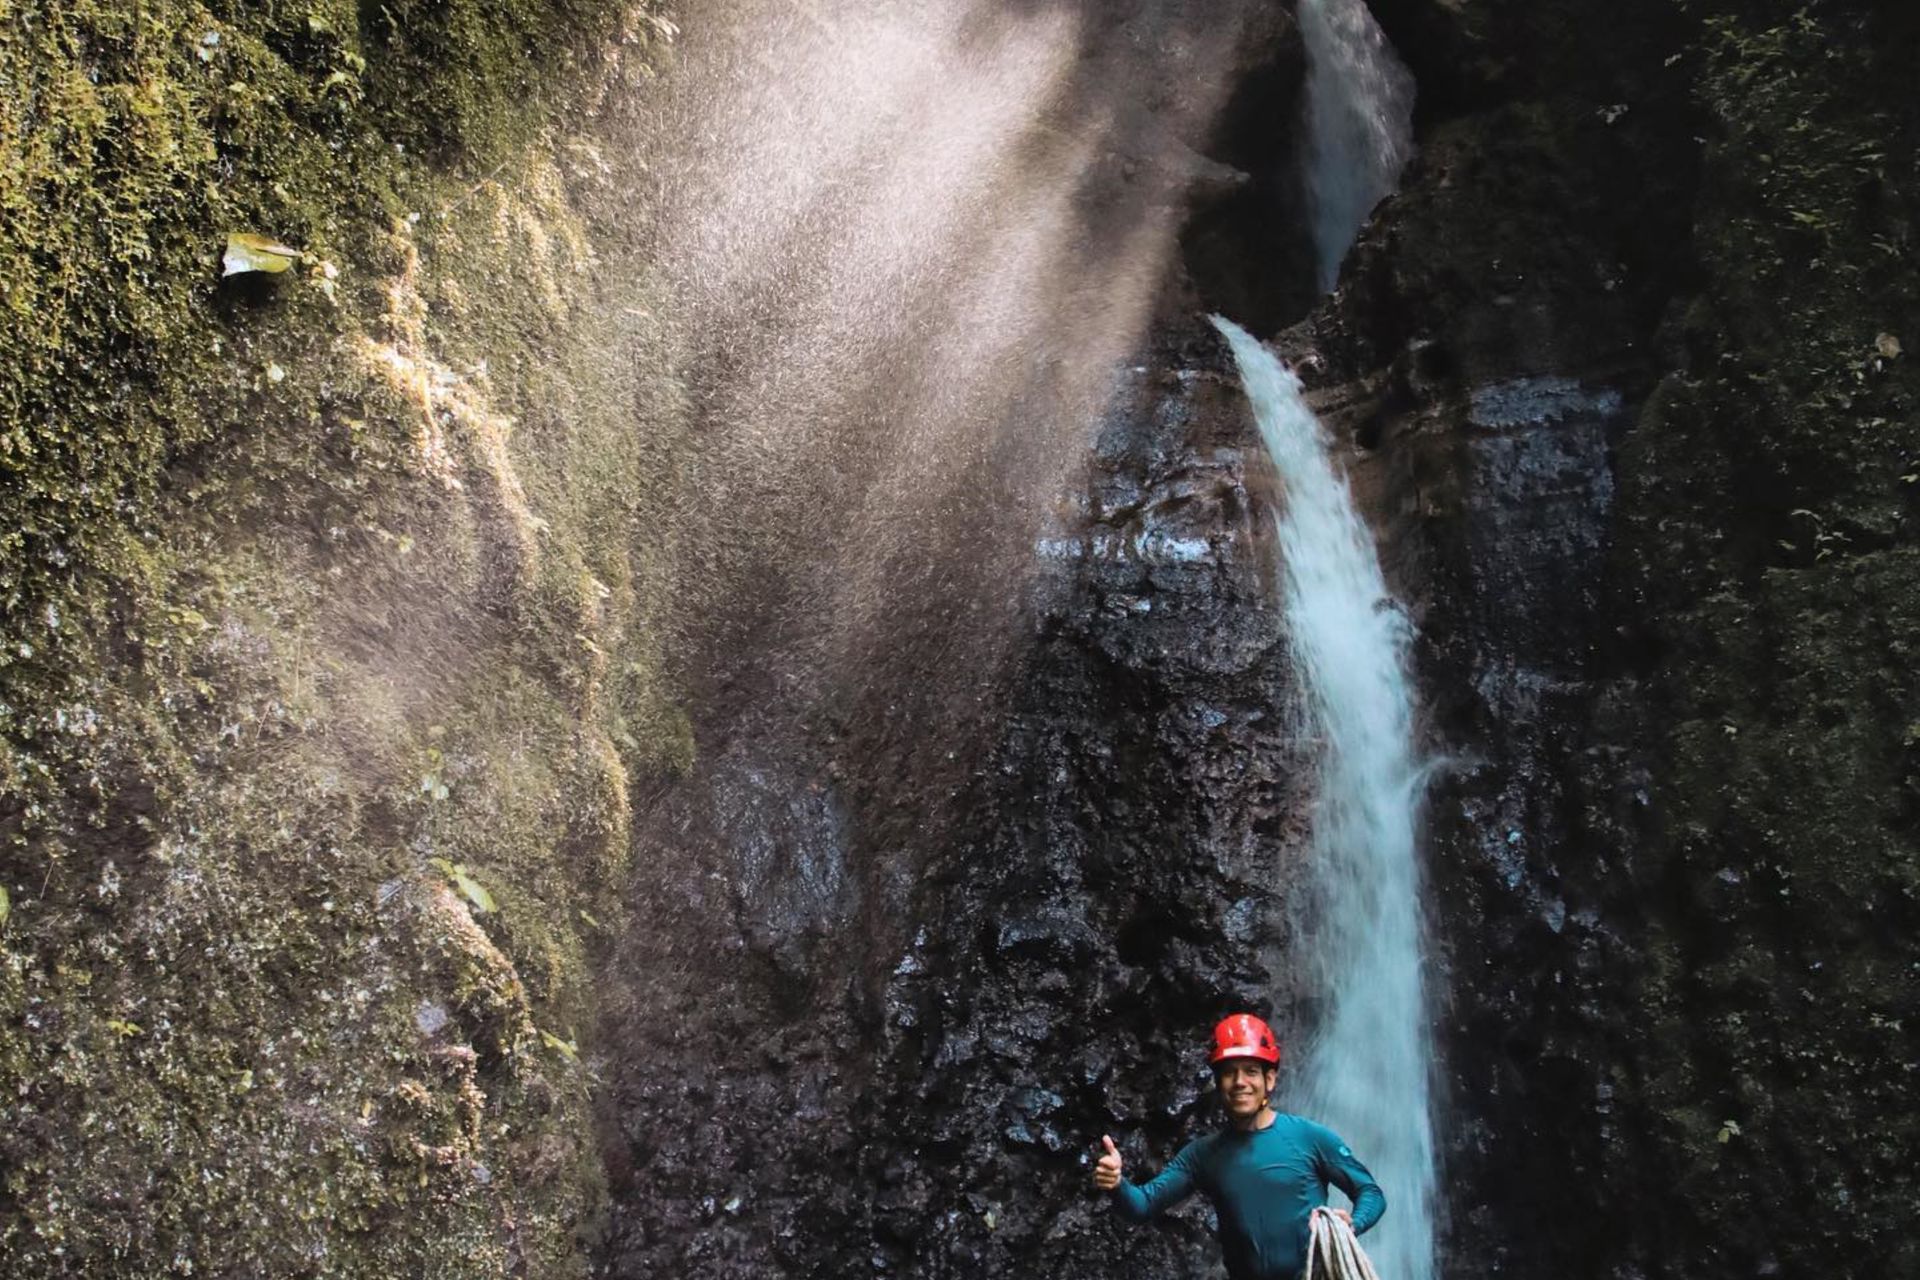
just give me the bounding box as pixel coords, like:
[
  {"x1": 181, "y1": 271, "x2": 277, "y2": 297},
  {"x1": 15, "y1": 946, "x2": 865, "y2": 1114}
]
[{"x1": 1210, "y1": 1013, "x2": 1281, "y2": 1066}]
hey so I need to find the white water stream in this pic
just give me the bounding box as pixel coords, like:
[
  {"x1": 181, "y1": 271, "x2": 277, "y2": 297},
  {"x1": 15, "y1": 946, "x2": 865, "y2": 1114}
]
[
  {"x1": 1213, "y1": 317, "x2": 1435, "y2": 1280},
  {"x1": 1298, "y1": 0, "x2": 1416, "y2": 290}
]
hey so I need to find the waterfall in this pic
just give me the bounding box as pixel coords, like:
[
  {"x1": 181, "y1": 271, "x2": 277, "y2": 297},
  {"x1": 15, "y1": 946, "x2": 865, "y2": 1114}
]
[
  {"x1": 1213, "y1": 317, "x2": 1436, "y2": 1280},
  {"x1": 1298, "y1": 0, "x2": 1415, "y2": 291}
]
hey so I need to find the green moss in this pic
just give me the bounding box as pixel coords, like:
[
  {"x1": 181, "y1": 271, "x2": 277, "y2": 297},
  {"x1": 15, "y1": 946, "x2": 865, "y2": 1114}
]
[
  {"x1": 355, "y1": 0, "x2": 647, "y2": 165},
  {"x1": 0, "y1": 0, "x2": 670, "y2": 778},
  {"x1": 0, "y1": 1, "x2": 686, "y2": 1273}
]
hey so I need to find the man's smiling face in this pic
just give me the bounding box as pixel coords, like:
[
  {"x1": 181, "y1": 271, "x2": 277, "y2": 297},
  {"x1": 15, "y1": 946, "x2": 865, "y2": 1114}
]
[{"x1": 1214, "y1": 1058, "x2": 1277, "y2": 1120}]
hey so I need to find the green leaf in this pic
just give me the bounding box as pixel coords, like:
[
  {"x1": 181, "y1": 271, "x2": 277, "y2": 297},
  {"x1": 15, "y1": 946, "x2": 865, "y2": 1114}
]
[
  {"x1": 540, "y1": 1029, "x2": 579, "y2": 1062},
  {"x1": 222, "y1": 232, "x2": 301, "y2": 277},
  {"x1": 0, "y1": 884, "x2": 9, "y2": 929},
  {"x1": 431, "y1": 860, "x2": 496, "y2": 914},
  {"x1": 454, "y1": 870, "x2": 495, "y2": 913}
]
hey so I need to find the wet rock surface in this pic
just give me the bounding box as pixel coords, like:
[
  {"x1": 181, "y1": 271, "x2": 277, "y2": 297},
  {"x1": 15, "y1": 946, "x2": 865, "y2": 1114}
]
[
  {"x1": 595, "y1": 324, "x2": 1317, "y2": 1276},
  {"x1": 852, "y1": 345, "x2": 1316, "y2": 1278},
  {"x1": 590, "y1": 2, "x2": 1920, "y2": 1278},
  {"x1": 1298, "y1": 2, "x2": 1920, "y2": 1277},
  {"x1": 592, "y1": 2, "x2": 1318, "y2": 1276}
]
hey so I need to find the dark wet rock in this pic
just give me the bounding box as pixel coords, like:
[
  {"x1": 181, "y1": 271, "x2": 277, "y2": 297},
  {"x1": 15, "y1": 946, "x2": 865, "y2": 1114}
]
[
  {"x1": 595, "y1": 3, "x2": 1920, "y2": 1280},
  {"x1": 994, "y1": 909, "x2": 1099, "y2": 964},
  {"x1": 833, "y1": 322, "x2": 1322, "y2": 1279},
  {"x1": 704, "y1": 746, "x2": 859, "y2": 981},
  {"x1": 1295, "y1": 3, "x2": 1920, "y2": 1278},
  {"x1": 599, "y1": 299, "x2": 1314, "y2": 1277},
  {"x1": 595, "y1": 3, "x2": 1313, "y2": 1274}
]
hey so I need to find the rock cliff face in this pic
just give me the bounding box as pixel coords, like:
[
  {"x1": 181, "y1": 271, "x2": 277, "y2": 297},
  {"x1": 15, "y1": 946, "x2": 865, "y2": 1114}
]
[
  {"x1": 1305, "y1": 3, "x2": 1919, "y2": 1277},
  {"x1": 845, "y1": 338, "x2": 1317, "y2": 1280},
  {"x1": 596, "y1": 331, "x2": 1314, "y2": 1278},
  {"x1": 597, "y1": 2, "x2": 1919, "y2": 1278},
  {"x1": 591, "y1": 4, "x2": 1315, "y2": 1274}
]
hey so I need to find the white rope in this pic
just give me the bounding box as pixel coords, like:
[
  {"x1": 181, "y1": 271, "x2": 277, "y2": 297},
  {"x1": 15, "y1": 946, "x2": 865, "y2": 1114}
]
[{"x1": 1303, "y1": 1206, "x2": 1383, "y2": 1280}]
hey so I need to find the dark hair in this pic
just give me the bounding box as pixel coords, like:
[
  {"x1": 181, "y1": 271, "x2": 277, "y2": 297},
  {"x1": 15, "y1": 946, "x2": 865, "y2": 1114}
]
[{"x1": 1212, "y1": 1058, "x2": 1277, "y2": 1079}]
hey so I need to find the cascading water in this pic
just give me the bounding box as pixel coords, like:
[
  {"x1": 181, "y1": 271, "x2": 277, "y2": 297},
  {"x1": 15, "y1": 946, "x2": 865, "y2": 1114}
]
[
  {"x1": 1298, "y1": 0, "x2": 1415, "y2": 290},
  {"x1": 1213, "y1": 317, "x2": 1435, "y2": 1280}
]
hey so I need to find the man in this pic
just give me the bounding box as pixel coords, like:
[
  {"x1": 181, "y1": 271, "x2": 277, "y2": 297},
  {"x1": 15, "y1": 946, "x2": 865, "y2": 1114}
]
[{"x1": 1092, "y1": 1013, "x2": 1385, "y2": 1280}]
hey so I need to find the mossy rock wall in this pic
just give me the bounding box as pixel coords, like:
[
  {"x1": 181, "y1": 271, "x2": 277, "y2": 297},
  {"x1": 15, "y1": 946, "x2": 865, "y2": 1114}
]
[
  {"x1": 1296, "y1": 1, "x2": 1916, "y2": 1275},
  {"x1": 1613, "y1": 3, "x2": 1920, "y2": 1273},
  {"x1": 1332, "y1": 1, "x2": 1917, "y2": 1274},
  {"x1": 0, "y1": 2, "x2": 688, "y2": 1274}
]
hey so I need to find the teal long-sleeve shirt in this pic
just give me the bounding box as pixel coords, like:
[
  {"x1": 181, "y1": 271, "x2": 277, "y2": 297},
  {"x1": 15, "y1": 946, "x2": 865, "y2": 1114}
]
[{"x1": 1110, "y1": 1113, "x2": 1386, "y2": 1280}]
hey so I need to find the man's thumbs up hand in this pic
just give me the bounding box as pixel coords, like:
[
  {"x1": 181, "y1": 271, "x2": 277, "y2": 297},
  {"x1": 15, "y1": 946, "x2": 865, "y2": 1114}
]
[{"x1": 1092, "y1": 1134, "x2": 1123, "y2": 1191}]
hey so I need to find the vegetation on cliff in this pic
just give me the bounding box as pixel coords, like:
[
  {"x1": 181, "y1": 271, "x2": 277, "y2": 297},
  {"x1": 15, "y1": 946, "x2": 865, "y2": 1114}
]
[
  {"x1": 0, "y1": 1, "x2": 688, "y2": 1273},
  {"x1": 1619, "y1": 2, "x2": 1919, "y2": 1273},
  {"x1": 1323, "y1": 2, "x2": 1914, "y2": 1275}
]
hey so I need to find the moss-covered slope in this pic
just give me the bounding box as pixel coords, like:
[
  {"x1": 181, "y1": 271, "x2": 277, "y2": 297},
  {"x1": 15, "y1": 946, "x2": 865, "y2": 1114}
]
[{"x1": 0, "y1": 2, "x2": 687, "y2": 1273}]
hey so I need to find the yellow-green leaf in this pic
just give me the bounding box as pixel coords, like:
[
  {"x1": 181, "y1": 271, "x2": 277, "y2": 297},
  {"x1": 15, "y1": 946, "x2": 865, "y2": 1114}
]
[
  {"x1": 432, "y1": 860, "x2": 495, "y2": 914},
  {"x1": 540, "y1": 1030, "x2": 579, "y2": 1062},
  {"x1": 0, "y1": 885, "x2": 9, "y2": 928},
  {"x1": 222, "y1": 232, "x2": 301, "y2": 277},
  {"x1": 453, "y1": 869, "x2": 495, "y2": 914}
]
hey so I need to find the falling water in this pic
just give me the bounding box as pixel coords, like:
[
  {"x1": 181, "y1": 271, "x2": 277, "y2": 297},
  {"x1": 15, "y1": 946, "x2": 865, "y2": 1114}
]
[
  {"x1": 1298, "y1": 0, "x2": 1415, "y2": 290},
  {"x1": 1213, "y1": 317, "x2": 1435, "y2": 1280}
]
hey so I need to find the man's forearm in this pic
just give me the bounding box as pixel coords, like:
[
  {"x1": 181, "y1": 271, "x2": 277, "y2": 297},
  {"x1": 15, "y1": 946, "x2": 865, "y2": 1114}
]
[
  {"x1": 1111, "y1": 1161, "x2": 1197, "y2": 1221},
  {"x1": 1350, "y1": 1182, "x2": 1386, "y2": 1234},
  {"x1": 1110, "y1": 1179, "x2": 1155, "y2": 1221}
]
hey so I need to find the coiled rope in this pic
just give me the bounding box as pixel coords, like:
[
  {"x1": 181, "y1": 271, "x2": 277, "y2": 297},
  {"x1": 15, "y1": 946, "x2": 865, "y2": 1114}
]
[{"x1": 1303, "y1": 1207, "x2": 1382, "y2": 1280}]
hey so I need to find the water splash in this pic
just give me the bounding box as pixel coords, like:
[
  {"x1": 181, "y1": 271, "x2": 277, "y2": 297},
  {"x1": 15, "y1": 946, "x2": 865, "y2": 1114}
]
[
  {"x1": 637, "y1": 0, "x2": 1273, "y2": 740},
  {"x1": 1213, "y1": 316, "x2": 1435, "y2": 1280},
  {"x1": 1298, "y1": 0, "x2": 1415, "y2": 291}
]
